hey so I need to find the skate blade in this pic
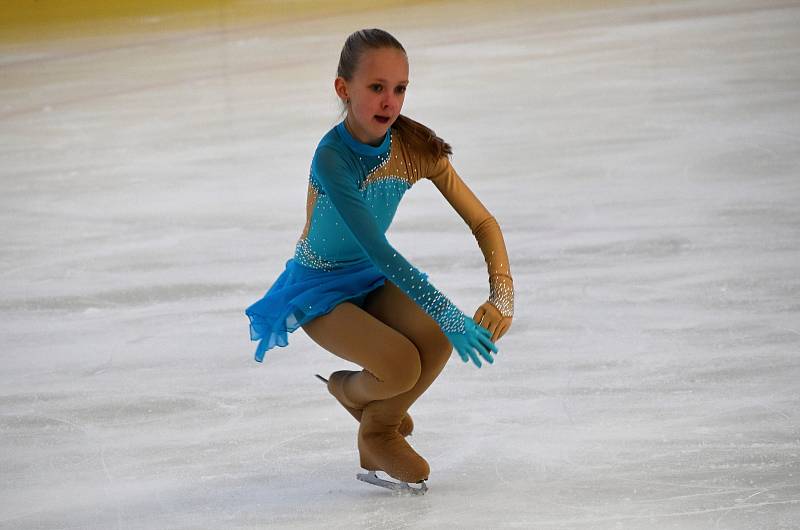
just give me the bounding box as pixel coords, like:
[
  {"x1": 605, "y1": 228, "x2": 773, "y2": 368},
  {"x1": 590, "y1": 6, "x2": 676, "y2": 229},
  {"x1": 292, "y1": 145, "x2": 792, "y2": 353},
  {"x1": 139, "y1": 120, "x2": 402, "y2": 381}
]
[
  {"x1": 314, "y1": 374, "x2": 328, "y2": 383},
  {"x1": 356, "y1": 471, "x2": 428, "y2": 496}
]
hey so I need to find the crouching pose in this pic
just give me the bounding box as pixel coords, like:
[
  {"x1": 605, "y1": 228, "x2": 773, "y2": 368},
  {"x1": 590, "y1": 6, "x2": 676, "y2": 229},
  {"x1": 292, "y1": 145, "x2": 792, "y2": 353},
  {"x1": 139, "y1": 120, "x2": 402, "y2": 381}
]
[{"x1": 245, "y1": 28, "x2": 514, "y2": 494}]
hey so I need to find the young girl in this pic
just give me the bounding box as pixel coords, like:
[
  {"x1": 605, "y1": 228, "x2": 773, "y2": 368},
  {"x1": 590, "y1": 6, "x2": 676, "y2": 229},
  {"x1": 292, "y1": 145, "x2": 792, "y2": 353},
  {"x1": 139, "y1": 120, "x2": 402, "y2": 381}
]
[{"x1": 245, "y1": 28, "x2": 514, "y2": 493}]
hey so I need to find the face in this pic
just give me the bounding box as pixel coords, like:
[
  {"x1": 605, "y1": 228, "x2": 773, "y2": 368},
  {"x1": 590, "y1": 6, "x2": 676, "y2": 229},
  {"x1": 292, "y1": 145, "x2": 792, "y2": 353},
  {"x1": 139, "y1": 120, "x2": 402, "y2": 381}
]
[{"x1": 335, "y1": 47, "x2": 409, "y2": 146}]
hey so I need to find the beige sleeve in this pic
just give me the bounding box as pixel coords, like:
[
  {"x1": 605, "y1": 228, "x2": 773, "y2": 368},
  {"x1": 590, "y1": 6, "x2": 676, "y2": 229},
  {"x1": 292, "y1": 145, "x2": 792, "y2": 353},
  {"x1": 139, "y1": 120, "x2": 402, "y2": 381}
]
[{"x1": 425, "y1": 155, "x2": 514, "y2": 317}]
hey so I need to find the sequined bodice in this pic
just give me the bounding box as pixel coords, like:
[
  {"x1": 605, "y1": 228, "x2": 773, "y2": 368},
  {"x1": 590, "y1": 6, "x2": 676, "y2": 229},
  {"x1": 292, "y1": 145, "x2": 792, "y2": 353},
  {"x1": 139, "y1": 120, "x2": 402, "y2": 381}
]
[
  {"x1": 291, "y1": 121, "x2": 514, "y2": 335},
  {"x1": 294, "y1": 126, "x2": 419, "y2": 270}
]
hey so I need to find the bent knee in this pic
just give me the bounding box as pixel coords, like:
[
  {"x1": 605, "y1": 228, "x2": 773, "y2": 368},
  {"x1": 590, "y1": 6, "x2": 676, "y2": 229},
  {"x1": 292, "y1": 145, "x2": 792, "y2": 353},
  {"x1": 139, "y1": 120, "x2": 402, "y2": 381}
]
[
  {"x1": 377, "y1": 341, "x2": 422, "y2": 395},
  {"x1": 430, "y1": 329, "x2": 453, "y2": 359},
  {"x1": 418, "y1": 328, "x2": 453, "y2": 366}
]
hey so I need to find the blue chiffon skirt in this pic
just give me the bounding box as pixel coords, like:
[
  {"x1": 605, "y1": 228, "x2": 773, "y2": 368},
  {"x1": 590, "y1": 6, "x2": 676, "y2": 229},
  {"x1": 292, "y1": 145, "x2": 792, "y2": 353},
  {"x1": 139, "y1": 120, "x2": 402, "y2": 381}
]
[{"x1": 245, "y1": 258, "x2": 387, "y2": 362}]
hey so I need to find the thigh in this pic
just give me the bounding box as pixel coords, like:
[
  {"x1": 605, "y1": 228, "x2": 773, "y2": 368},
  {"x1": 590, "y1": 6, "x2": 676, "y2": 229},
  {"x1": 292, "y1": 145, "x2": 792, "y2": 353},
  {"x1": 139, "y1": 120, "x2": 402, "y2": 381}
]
[
  {"x1": 300, "y1": 301, "x2": 419, "y2": 375},
  {"x1": 362, "y1": 281, "x2": 452, "y2": 361}
]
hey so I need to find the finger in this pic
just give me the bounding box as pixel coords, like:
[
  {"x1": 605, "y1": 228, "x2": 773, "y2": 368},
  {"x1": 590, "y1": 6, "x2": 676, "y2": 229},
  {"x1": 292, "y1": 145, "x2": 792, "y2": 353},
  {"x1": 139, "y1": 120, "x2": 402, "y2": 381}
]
[
  {"x1": 478, "y1": 332, "x2": 498, "y2": 354},
  {"x1": 470, "y1": 333, "x2": 496, "y2": 360},
  {"x1": 488, "y1": 320, "x2": 498, "y2": 337},
  {"x1": 477, "y1": 344, "x2": 494, "y2": 364},
  {"x1": 495, "y1": 322, "x2": 509, "y2": 342},
  {"x1": 491, "y1": 323, "x2": 503, "y2": 343},
  {"x1": 473, "y1": 306, "x2": 486, "y2": 324},
  {"x1": 457, "y1": 348, "x2": 468, "y2": 363},
  {"x1": 467, "y1": 347, "x2": 482, "y2": 368}
]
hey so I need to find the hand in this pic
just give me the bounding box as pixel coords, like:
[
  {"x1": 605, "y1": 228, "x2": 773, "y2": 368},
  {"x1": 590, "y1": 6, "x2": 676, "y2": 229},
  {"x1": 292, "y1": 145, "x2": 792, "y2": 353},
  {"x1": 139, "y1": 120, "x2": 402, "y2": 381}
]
[
  {"x1": 473, "y1": 301, "x2": 513, "y2": 343},
  {"x1": 445, "y1": 315, "x2": 498, "y2": 368}
]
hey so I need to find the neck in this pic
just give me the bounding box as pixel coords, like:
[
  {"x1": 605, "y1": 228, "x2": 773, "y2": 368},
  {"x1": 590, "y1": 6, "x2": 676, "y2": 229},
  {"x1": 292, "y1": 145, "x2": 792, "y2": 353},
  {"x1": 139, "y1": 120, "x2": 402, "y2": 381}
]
[{"x1": 344, "y1": 116, "x2": 384, "y2": 146}]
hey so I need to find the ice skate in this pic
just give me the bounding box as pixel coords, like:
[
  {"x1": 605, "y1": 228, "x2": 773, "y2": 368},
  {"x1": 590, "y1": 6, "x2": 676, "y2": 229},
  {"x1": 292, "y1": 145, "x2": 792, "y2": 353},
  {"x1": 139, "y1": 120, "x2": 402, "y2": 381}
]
[
  {"x1": 315, "y1": 373, "x2": 414, "y2": 436},
  {"x1": 356, "y1": 470, "x2": 428, "y2": 495},
  {"x1": 357, "y1": 399, "x2": 430, "y2": 486}
]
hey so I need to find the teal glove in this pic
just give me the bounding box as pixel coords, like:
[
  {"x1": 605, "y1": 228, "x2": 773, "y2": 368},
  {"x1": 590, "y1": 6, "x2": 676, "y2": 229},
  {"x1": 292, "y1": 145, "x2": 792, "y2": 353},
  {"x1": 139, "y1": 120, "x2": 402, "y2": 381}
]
[{"x1": 445, "y1": 316, "x2": 498, "y2": 368}]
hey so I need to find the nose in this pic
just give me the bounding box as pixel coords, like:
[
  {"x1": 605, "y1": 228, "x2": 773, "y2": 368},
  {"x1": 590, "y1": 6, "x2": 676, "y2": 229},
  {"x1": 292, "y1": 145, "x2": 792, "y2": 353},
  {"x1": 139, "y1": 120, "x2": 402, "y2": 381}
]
[{"x1": 382, "y1": 92, "x2": 400, "y2": 111}]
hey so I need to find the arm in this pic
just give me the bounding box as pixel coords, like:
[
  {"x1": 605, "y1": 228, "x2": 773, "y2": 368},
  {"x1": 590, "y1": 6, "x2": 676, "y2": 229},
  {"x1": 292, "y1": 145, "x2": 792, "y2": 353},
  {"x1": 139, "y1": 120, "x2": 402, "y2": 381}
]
[
  {"x1": 426, "y1": 155, "x2": 514, "y2": 342},
  {"x1": 313, "y1": 145, "x2": 467, "y2": 335}
]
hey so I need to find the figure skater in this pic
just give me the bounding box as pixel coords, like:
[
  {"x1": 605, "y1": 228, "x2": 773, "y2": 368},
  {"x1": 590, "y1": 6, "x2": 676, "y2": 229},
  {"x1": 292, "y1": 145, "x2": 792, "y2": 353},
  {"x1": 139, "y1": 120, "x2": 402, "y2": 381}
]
[{"x1": 245, "y1": 28, "x2": 514, "y2": 493}]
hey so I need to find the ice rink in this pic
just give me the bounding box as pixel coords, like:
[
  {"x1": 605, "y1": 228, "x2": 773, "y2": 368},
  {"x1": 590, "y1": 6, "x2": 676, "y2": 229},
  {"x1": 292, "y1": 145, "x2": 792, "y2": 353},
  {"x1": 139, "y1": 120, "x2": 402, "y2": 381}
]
[{"x1": 2, "y1": 0, "x2": 799, "y2": 528}]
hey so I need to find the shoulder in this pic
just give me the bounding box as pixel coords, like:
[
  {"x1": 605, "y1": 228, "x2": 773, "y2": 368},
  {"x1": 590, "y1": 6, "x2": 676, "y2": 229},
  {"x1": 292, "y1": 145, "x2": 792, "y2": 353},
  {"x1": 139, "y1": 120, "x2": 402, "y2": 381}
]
[
  {"x1": 310, "y1": 126, "x2": 359, "y2": 191},
  {"x1": 312, "y1": 127, "x2": 351, "y2": 169},
  {"x1": 313, "y1": 125, "x2": 344, "y2": 157},
  {"x1": 391, "y1": 125, "x2": 452, "y2": 182},
  {"x1": 424, "y1": 154, "x2": 453, "y2": 183}
]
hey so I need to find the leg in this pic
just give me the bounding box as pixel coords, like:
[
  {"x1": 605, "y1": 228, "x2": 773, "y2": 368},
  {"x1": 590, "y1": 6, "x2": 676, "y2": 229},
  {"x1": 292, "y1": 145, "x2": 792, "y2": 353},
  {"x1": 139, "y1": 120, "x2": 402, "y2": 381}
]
[
  {"x1": 361, "y1": 280, "x2": 453, "y2": 416},
  {"x1": 301, "y1": 301, "x2": 422, "y2": 406},
  {"x1": 302, "y1": 299, "x2": 429, "y2": 482},
  {"x1": 355, "y1": 281, "x2": 453, "y2": 483}
]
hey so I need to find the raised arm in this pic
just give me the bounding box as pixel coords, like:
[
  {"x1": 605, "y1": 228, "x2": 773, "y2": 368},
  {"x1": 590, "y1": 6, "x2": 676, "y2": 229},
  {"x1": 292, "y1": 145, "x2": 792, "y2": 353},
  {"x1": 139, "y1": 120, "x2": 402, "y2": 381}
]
[{"x1": 426, "y1": 155, "x2": 514, "y2": 341}]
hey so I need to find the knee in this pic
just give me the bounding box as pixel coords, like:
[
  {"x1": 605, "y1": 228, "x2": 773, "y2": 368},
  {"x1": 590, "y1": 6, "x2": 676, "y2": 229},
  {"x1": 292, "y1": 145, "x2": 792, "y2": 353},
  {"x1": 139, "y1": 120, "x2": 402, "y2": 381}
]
[
  {"x1": 379, "y1": 341, "x2": 422, "y2": 395},
  {"x1": 433, "y1": 329, "x2": 453, "y2": 359},
  {"x1": 427, "y1": 329, "x2": 453, "y2": 365}
]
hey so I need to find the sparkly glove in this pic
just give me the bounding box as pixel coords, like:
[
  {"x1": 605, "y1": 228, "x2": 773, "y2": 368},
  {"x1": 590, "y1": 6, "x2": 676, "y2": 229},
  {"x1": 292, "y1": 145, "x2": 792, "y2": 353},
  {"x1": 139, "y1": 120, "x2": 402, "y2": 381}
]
[{"x1": 445, "y1": 315, "x2": 498, "y2": 368}]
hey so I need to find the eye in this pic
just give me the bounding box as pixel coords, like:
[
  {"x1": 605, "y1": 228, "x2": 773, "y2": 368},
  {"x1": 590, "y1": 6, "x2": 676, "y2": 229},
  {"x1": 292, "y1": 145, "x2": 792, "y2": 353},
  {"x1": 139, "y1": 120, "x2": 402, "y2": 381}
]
[
  {"x1": 370, "y1": 84, "x2": 383, "y2": 93},
  {"x1": 396, "y1": 85, "x2": 407, "y2": 94}
]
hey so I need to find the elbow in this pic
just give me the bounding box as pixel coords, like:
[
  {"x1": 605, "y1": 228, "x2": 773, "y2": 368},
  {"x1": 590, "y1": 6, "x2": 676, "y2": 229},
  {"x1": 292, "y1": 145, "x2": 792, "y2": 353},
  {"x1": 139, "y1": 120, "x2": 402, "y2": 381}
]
[{"x1": 472, "y1": 215, "x2": 500, "y2": 237}]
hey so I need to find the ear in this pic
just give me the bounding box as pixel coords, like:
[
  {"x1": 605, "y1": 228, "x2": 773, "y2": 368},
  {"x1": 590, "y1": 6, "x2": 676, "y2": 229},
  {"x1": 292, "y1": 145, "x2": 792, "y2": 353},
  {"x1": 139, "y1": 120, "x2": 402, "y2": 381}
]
[{"x1": 334, "y1": 77, "x2": 349, "y2": 102}]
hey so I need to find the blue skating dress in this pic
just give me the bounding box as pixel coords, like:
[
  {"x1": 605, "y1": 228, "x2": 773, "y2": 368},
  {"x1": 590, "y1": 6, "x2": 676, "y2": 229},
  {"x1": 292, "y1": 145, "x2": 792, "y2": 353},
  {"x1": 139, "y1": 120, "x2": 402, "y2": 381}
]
[{"x1": 245, "y1": 120, "x2": 514, "y2": 362}]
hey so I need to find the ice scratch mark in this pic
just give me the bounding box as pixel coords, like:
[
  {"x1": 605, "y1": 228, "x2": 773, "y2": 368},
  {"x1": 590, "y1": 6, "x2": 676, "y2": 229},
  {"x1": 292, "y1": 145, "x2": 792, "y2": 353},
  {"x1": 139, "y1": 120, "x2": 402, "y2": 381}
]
[
  {"x1": 100, "y1": 444, "x2": 123, "y2": 530},
  {"x1": 714, "y1": 488, "x2": 772, "y2": 528}
]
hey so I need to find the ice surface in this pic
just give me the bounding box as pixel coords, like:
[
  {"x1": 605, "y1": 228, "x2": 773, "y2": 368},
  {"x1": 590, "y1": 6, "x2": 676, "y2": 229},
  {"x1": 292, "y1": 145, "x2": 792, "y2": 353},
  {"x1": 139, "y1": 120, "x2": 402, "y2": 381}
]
[{"x1": 1, "y1": 0, "x2": 799, "y2": 528}]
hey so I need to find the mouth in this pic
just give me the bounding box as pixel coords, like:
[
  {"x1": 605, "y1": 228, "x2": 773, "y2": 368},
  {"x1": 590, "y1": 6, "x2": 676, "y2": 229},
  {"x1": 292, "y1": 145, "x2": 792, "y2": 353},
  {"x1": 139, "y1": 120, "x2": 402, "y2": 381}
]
[{"x1": 374, "y1": 115, "x2": 391, "y2": 124}]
